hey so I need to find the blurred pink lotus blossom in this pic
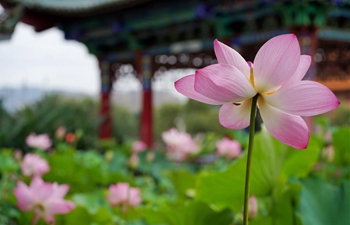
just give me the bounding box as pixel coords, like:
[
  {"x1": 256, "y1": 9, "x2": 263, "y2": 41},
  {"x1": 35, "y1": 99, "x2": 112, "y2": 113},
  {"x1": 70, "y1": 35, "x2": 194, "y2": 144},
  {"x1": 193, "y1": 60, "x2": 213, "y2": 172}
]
[
  {"x1": 248, "y1": 195, "x2": 258, "y2": 218},
  {"x1": 322, "y1": 145, "x2": 334, "y2": 163},
  {"x1": 132, "y1": 140, "x2": 147, "y2": 153},
  {"x1": 55, "y1": 126, "x2": 66, "y2": 140},
  {"x1": 13, "y1": 176, "x2": 75, "y2": 224},
  {"x1": 14, "y1": 149, "x2": 23, "y2": 162},
  {"x1": 146, "y1": 151, "x2": 155, "y2": 162},
  {"x1": 26, "y1": 133, "x2": 52, "y2": 150},
  {"x1": 216, "y1": 137, "x2": 242, "y2": 160},
  {"x1": 241, "y1": 195, "x2": 258, "y2": 219},
  {"x1": 128, "y1": 153, "x2": 140, "y2": 168},
  {"x1": 107, "y1": 182, "x2": 142, "y2": 208},
  {"x1": 161, "y1": 128, "x2": 199, "y2": 161},
  {"x1": 324, "y1": 130, "x2": 333, "y2": 144},
  {"x1": 21, "y1": 153, "x2": 50, "y2": 177}
]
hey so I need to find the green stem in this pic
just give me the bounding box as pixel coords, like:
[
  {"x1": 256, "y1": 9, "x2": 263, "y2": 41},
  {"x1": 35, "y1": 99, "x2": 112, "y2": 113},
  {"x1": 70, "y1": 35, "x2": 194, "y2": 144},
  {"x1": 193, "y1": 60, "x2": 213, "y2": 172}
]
[{"x1": 243, "y1": 94, "x2": 259, "y2": 225}]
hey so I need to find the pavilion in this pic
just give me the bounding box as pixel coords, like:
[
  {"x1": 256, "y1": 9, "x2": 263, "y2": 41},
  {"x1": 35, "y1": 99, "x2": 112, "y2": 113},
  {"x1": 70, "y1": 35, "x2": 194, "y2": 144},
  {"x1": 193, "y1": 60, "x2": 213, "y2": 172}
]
[{"x1": 1, "y1": 0, "x2": 349, "y2": 147}]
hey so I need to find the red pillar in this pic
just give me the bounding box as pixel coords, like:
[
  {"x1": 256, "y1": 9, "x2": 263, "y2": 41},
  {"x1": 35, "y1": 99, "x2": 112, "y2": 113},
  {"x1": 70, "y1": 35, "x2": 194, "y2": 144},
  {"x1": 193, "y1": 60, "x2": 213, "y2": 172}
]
[
  {"x1": 99, "y1": 60, "x2": 112, "y2": 139},
  {"x1": 139, "y1": 54, "x2": 153, "y2": 147}
]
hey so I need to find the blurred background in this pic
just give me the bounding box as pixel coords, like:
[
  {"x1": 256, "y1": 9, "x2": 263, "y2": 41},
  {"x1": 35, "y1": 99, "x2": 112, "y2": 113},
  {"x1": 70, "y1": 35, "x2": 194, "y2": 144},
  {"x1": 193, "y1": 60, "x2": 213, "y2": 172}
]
[
  {"x1": 0, "y1": 0, "x2": 349, "y2": 150},
  {"x1": 0, "y1": 2, "x2": 349, "y2": 224}
]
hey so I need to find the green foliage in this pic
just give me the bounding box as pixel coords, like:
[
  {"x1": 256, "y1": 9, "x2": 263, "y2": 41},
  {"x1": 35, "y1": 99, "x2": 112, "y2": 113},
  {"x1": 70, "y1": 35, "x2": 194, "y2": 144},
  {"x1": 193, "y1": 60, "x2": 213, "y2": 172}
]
[
  {"x1": 0, "y1": 94, "x2": 138, "y2": 150},
  {"x1": 0, "y1": 201, "x2": 21, "y2": 225},
  {"x1": 2, "y1": 94, "x2": 231, "y2": 150},
  {"x1": 183, "y1": 100, "x2": 228, "y2": 135},
  {"x1": 111, "y1": 105, "x2": 139, "y2": 143},
  {"x1": 0, "y1": 95, "x2": 100, "y2": 149},
  {"x1": 154, "y1": 100, "x2": 229, "y2": 141},
  {"x1": 44, "y1": 148, "x2": 130, "y2": 193},
  {"x1": 0, "y1": 103, "x2": 350, "y2": 225},
  {"x1": 164, "y1": 169, "x2": 196, "y2": 198},
  {"x1": 141, "y1": 201, "x2": 233, "y2": 225},
  {"x1": 333, "y1": 126, "x2": 350, "y2": 166},
  {"x1": 296, "y1": 177, "x2": 350, "y2": 225},
  {"x1": 196, "y1": 127, "x2": 320, "y2": 212},
  {"x1": 155, "y1": 103, "x2": 183, "y2": 139},
  {"x1": 0, "y1": 149, "x2": 19, "y2": 174},
  {"x1": 326, "y1": 99, "x2": 350, "y2": 127}
]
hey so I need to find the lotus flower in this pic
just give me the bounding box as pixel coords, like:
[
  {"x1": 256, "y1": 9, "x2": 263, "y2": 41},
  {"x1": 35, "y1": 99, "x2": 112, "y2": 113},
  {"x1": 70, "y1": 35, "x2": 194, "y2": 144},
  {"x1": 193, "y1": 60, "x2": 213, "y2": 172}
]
[
  {"x1": 21, "y1": 153, "x2": 50, "y2": 177},
  {"x1": 14, "y1": 149, "x2": 23, "y2": 162},
  {"x1": 13, "y1": 177, "x2": 75, "y2": 224},
  {"x1": 175, "y1": 34, "x2": 339, "y2": 149},
  {"x1": 248, "y1": 195, "x2": 258, "y2": 219},
  {"x1": 322, "y1": 145, "x2": 334, "y2": 162},
  {"x1": 55, "y1": 126, "x2": 66, "y2": 140},
  {"x1": 26, "y1": 133, "x2": 52, "y2": 150},
  {"x1": 162, "y1": 128, "x2": 199, "y2": 161},
  {"x1": 128, "y1": 153, "x2": 140, "y2": 168},
  {"x1": 107, "y1": 182, "x2": 142, "y2": 208},
  {"x1": 132, "y1": 140, "x2": 147, "y2": 153},
  {"x1": 216, "y1": 137, "x2": 242, "y2": 160}
]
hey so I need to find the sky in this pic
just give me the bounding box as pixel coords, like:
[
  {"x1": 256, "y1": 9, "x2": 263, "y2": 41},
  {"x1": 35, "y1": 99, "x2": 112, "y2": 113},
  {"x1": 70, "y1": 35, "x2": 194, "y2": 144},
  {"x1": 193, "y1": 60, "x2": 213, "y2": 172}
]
[{"x1": 0, "y1": 20, "x2": 100, "y2": 95}]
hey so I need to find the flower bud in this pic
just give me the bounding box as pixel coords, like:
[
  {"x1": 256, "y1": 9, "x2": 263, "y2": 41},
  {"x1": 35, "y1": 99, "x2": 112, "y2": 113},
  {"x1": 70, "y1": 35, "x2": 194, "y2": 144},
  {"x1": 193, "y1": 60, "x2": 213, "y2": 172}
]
[
  {"x1": 146, "y1": 151, "x2": 155, "y2": 162},
  {"x1": 65, "y1": 133, "x2": 76, "y2": 143},
  {"x1": 322, "y1": 145, "x2": 334, "y2": 163},
  {"x1": 55, "y1": 126, "x2": 66, "y2": 140},
  {"x1": 128, "y1": 153, "x2": 139, "y2": 169},
  {"x1": 248, "y1": 195, "x2": 258, "y2": 219}
]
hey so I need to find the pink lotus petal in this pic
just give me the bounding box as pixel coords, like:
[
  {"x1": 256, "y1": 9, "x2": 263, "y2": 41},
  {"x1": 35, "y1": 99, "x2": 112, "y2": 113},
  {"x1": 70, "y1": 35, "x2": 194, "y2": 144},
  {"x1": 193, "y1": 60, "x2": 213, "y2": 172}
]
[
  {"x1": 254, "y1": 34, "x2": 300, "y2": 92},
  {"x1": 247, "y1": 61, "x2": 253, "y2": 68},
  {"x1": 129, "y1": 188, "x2": 142, "y2": 207},
  {"x1": 13, "y1": 176, "x2": 74, "y2": 223},
  {"x1": 258, "y1": 98, "x2": 309, "y2": 149},
  {"x1": 175, "y1": 75, "x2": 223, "y2": 105},
  {"x1": 25, "y1": 133, "x2": 52, "y2": 150},
  {"x1": 42, "y1": 214, "x2": 55, "y2": 224},
  {"x1": 264, "y1": 81, "x2": 340, "y2": 116},
  {"x1": 13, "y1": 181, "x2": 35, "y2": 211},
  {"x1": 107, "y1": 183, "x2": 130, "y2": 206},
  {"x1": 21, "y1": 153, "x2": 50, "y2": 177},
  {"x1": 30, "y1": 176, "x2": 45, "y2": 191},
  {"x1": 46, "y1": 199, "x2": 76, "y2": 214},
  {"x1": 214, "y1": 39, "x2": 250, "y2": 78},
  {"x1": 216, "y1": 137, "x2": 242, "y2": 159},
  {"x1": 219, "y1": 101, "x2": 252, "y2": 130},
  {"x1": 107, "y1": 183, "x2": 142, "y2": 207},
  {"x1": 195, "y1": 64, "x2": 256, "y2": 103},
  {"x1": 288, "y1": 55, "x2": 311, "y2": 83},
  {"x1": 132, "y1": 140, "x2": 147, "y2": 153},
  {"x1": 161, "y1": 128, "x2": 199, "y2": 162},
  {"x1": 161, "y1": 128, "x2": 181, "y2": 147},
  {"x1": 248, "y1": 195, "x2": 258, "y2": 218},
  {"x1": 52, "y1": 183, "x2": 70, "y2": 199},
  {"x1": 36, "y1": 183, "x2": 54, "y2": 202}
]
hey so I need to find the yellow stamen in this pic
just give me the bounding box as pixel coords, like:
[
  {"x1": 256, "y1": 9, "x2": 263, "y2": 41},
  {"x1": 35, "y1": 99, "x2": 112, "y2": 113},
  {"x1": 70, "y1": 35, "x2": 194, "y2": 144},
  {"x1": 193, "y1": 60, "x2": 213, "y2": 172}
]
[
  {"x1": 34, "y1": 203, "x2": 45, "y2": 216},
  {"x1": 263, "y1": 90, "x2": 276, "y2": 95},
  {"x1": 262, "y1": 85, "x2": 281, "y2": 96},
  {"x1": 249, "y1": 68, "x2": 255, "y2": 89}
]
